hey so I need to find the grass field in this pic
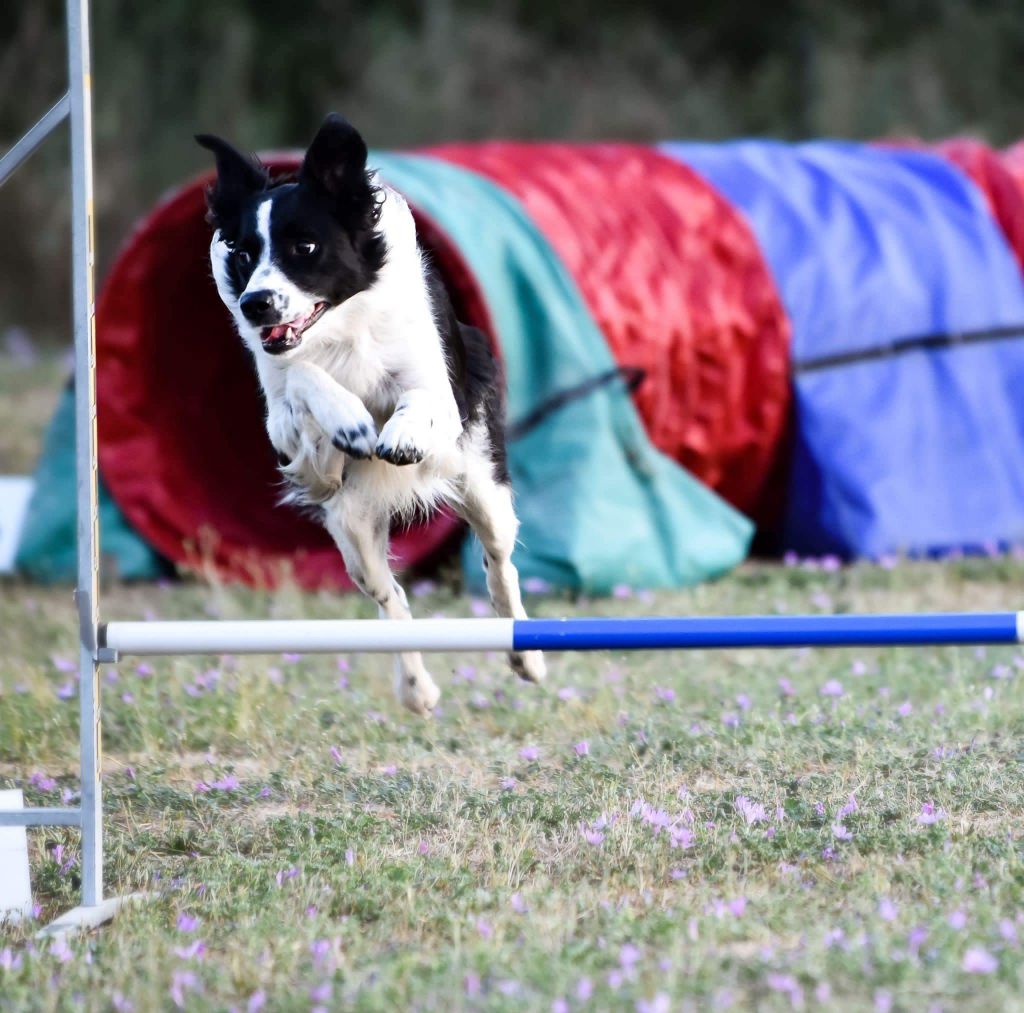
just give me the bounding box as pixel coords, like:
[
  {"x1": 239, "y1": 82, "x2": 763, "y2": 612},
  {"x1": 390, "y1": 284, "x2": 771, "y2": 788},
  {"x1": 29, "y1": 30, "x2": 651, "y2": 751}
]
[{"x1": 3, "y1": 357, "x2": 1024, "y2": 1010}]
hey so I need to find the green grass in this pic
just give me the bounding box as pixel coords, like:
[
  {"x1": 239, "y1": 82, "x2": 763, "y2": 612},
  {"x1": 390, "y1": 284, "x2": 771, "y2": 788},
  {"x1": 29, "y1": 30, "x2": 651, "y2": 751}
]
[{"x1": 3, "y1": 557, "x2": 1024, "y2": 1011}]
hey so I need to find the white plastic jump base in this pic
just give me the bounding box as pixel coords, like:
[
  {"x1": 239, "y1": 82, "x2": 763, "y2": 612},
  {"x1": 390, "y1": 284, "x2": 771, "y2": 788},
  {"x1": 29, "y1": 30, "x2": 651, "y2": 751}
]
[{"x1": 35, "y1": 893, "x2": 151, "y2": 939}]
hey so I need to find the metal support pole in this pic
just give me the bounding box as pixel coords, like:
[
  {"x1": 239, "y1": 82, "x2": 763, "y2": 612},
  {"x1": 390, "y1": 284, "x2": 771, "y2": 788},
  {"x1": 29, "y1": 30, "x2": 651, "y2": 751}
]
[
  {"x1": 0, "y1": 93, "x2": 70, "y2": 188},
  {"x1": 67, "y1": 0, "x2": 102, "y2": 909}
]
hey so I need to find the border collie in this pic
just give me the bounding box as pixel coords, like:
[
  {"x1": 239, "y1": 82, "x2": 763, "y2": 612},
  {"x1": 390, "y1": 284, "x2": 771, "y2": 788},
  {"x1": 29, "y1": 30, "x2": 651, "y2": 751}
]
[{"x1": 196, "y1": 114, "x2": 545, "y2": 715}]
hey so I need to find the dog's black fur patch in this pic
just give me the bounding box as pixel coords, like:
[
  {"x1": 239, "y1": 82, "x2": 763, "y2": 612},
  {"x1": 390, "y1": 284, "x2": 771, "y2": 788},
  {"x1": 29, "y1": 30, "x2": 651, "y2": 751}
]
[{"x1": 424, "y1": 264, "x2": 510, "y2": 486}]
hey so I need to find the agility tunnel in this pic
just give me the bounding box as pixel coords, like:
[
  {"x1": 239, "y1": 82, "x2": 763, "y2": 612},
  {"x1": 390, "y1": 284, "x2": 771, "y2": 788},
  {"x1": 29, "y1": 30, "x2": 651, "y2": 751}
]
[{"x1": 16, "y1": 137, "x2": 1024, "y2": 589}]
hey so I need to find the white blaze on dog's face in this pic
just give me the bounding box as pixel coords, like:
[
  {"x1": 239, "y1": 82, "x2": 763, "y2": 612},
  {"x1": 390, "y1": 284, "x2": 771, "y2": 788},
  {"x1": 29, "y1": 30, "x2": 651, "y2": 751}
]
[{"x1": 198, "y1": 116, "x2": 386, "y2": 359}]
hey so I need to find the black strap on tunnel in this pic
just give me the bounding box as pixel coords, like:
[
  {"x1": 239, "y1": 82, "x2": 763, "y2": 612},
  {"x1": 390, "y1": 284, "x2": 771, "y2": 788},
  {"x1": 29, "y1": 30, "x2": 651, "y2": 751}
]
[
  {"x1": 507, "y1": 366, "x2": 646, "y2": 441},
  {"x1": 794, "y1": 324, "x2": 1024, "y2": 374}
]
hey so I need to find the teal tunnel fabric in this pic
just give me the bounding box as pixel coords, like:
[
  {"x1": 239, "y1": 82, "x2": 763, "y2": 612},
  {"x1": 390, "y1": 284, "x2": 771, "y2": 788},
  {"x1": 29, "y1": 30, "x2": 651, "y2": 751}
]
[{"x1": 15, "y1": 385, "x2": 167, "y2": 581}]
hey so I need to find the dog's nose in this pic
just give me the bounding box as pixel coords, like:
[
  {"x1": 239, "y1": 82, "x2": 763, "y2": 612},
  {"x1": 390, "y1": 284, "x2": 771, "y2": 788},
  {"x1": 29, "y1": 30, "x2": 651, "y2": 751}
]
[{"x1": 240, "y1": 290, "x2": 278, "y2": 324}]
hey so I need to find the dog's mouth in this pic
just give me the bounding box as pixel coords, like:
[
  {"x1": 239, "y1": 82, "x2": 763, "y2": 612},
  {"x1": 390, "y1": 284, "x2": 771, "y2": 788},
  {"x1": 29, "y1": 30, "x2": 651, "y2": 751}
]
[{"x1": 259, "y1": 302, "x2": 329, "y2": 354}]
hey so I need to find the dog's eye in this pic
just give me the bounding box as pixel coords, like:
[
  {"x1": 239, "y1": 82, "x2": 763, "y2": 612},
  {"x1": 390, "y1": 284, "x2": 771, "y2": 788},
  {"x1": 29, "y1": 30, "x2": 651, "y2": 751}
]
[
  {"x1": 293, "y1": 240, "x2": 319, "y2": 258},
  {"x1": 234, "y1": 249, "x2": 252, "y2": 268}
]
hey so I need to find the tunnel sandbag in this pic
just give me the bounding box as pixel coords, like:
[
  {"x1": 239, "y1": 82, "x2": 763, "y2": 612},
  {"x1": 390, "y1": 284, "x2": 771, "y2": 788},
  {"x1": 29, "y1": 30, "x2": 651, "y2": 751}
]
[
  {"x1": 95, "y1": 157, "x2": 488, "y2": 589},
  {"x1": 663, "y1": 140, "x2": 1024, "y2": 558},
  {"x1": 428, "y1": 142, "x2": 791, "y2": 525},
  {"x1": 374, "y1": 152, "x2": 753, "y2": 593}
]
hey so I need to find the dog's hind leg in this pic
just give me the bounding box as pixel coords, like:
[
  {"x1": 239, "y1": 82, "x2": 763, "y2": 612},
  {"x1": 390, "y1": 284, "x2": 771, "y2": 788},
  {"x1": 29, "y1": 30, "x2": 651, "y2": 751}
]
[
  {"x1": 323, "y1": 499, "x2": 441, "y2": 716},
  {"x1": 455, "y1": 464, "x2": 546, "y2": 685}
]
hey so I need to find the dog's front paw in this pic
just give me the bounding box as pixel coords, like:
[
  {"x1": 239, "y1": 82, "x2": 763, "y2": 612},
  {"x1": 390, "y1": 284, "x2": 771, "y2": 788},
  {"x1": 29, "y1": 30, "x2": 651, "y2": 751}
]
[
  {"x1": 375, "y1": 413, "x2": 426, "y2": 466},
  {"x1": 325, "y1": 396, "x2": 378, "y2": 460},
  {"x1": 332, "y1": 418, "x2": 377, "y2": 460}
]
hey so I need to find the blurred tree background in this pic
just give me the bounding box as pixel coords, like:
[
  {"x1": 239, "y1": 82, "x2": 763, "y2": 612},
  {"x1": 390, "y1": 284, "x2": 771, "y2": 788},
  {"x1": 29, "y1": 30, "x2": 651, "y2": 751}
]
[{"x1": 2, "y1": 0, "x2": 1023, "y2": 345}]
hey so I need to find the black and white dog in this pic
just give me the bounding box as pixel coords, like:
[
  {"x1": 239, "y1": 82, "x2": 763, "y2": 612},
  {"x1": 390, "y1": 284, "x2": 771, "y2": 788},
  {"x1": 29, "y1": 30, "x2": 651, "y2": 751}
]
[{"x1": 197, "y1": 114, "x2": 545, "y2": 715}]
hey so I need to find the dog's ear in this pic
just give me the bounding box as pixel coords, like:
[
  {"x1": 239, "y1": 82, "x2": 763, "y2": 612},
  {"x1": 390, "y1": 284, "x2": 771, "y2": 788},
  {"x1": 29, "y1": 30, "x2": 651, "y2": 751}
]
[
  {"x1": 195, "y1": 134, "x2": 268, "y2": 227},
  {"x1": 300, "y1": 114, "x2": 370, "y2": 206}
]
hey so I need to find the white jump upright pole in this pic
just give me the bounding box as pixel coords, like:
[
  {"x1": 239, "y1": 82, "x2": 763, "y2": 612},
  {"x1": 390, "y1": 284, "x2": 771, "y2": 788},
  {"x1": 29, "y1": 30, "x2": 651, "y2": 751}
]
[
  {"x1": 0, "y1": 0, "x2": 143, "y2": 936},
  {"x1": 67, "y1": 0, "x2": 103, "y2": 915}
]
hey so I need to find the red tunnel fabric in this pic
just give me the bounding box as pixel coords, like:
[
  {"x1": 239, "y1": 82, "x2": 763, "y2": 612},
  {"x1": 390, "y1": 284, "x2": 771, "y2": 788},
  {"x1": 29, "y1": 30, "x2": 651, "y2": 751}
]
[
  {"x1": 935, "y1": 139, "x2": 1024, "y2": 274},
  {"x1": 95, "y1": 156, "x2": 492, "y2": 589},
  {"x1": 1002, "y1": 143, "x2": 1024, "y2": 217},
  {"x1": 427, "y1": 143, "x2": 792, "y2": 523}
]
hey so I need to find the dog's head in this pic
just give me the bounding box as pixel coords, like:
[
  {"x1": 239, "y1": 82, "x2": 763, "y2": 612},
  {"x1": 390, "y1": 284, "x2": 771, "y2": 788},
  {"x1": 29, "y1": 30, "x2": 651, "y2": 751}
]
[{"x1": 197, "y1": 114, "x2": 386, "y2": 357}]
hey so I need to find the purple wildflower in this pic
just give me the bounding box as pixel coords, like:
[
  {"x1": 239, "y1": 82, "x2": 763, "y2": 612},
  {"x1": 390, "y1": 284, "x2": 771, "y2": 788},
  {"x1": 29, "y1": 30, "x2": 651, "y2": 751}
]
[
  {"x1": 29, "y1": 772, "x2": 57, "y2": 792},
  {"x1": 963, "y1": 947, "x2": 998, "y2": 974},
  {"x1": 878, "y1": 898, "x2": 898, "y2": 922},
  {"x1": 574, "y1": 741, "x2": 590, "y2": 757},
  {"x1": 247, "y1": 991, "x2": 266, "y2": 1013},
  {"x1": 654, "y1": 686, "x2": 676, "y2": 704},
  {"x1": 832, "y1": 822, "x2": 853, "y2": 841},
  {"x1": 735, "y1": 796, "x2": 767, "y2": 826},
  {"x1": 917, "y1": 802, "x2": 946, "y2": 825},
  {"x1": 309, "y1": 983, "x2": 332, "y2": 1003},
  {"x1": 518, "y1": 745, "x2": 540, "y2": 762},
  {"x1": 209, "y1": 775, "x2": 239, "y2": 791},
  {"x1": 275, "y1": 866, "x2": 299, "y2": 887},
  {"x1": 619, "y1": 943, "x2": 642, "y2": 970},
  {"x1": 820, "y1": 679, "x2": 844, "y2": 698},
  {"x1": 170, "y1": 970, "x2": 200, "y2": 1008},
  {"x1": 176, "y1": 912, "x2": 199, "y2": 933},
  {"x1": 766, "y1": 973, "x2": 803, "y2": 1008},
  {"x1": 908, "y1": 926, "x2": 928, "y2": 955},
  {"x1": 838, "y1": 794, "x2": 858, "y2": 819},
  {"x1": 173, "y1": 940, "x2": 206, "y2": 961},
  {"x1": 637, "y1": 995, "x2": 671, "y2": 1013},
  {"x1": 948, "y1": 910, "x2": 967, "y2": 930},
  {"x1": 49, "y1": 936, "x2": 74, "y2": 963}
]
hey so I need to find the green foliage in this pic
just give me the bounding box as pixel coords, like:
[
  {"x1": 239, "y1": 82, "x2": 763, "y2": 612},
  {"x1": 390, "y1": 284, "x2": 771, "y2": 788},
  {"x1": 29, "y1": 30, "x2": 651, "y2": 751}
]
[{"x1": 2, "y1": 1, "x2": 1024, "y2": 342}]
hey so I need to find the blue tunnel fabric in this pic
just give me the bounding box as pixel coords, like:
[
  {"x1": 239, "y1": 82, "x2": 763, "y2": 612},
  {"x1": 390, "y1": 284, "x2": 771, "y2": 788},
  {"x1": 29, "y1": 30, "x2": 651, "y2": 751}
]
[
  {"x1": 372, "y1": 153, "x2": 753, "y2": 593},
  {"x1": 663, "y1": 140, "x2": 1024, "y2": 558}
]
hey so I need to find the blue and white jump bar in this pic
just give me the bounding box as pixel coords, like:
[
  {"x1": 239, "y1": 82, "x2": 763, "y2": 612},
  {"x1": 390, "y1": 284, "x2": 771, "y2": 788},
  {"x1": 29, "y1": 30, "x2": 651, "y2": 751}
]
[{"x1": 101, "y1": 612, "x2": 1024, "y2": 656}]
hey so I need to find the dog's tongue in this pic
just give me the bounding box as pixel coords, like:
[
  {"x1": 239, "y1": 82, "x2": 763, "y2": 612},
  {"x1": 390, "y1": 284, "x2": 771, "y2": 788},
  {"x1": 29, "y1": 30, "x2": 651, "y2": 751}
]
[{"x1": 264, "y1": 324, "x2": 291, "y2": 342}]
